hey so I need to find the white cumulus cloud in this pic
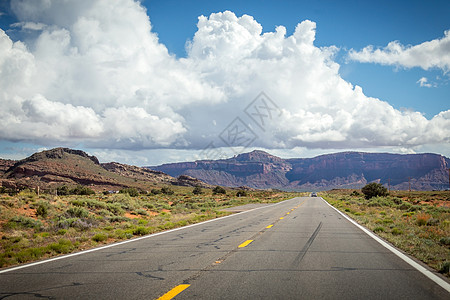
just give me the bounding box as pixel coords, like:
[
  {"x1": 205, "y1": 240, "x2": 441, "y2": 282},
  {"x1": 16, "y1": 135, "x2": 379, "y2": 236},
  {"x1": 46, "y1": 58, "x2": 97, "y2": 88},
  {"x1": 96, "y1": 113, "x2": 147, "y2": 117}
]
[
  {"x1": 0, "y1": 1, "x2": 449, "y2": 156},
  {"x1": 11, "y1": 22, "x2": 47, "y2": 31},
  {"x1": 348, "y1": 30, "x2": 450, "y2": 72},
  {"x1": 416, "y1": 77, "x2": 437, "y2": 88}
]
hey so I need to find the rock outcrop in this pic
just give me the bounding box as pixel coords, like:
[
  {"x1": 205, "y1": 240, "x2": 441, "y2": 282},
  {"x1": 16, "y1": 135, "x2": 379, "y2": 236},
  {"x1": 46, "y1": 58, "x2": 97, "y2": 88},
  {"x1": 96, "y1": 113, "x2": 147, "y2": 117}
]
[
  {"x1": 0, "y1": 148, "x2": 208, "y2": 191},
  {"x1": 150, "y1": 150, "x2": 450, "y2": 191}
]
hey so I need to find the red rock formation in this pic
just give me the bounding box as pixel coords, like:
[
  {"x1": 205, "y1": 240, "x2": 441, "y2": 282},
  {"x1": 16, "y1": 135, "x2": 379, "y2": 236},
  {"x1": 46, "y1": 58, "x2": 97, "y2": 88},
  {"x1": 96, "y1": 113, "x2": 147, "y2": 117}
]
[{"x1": 150, "y1": 150, "x2": 450, "y2": 191}]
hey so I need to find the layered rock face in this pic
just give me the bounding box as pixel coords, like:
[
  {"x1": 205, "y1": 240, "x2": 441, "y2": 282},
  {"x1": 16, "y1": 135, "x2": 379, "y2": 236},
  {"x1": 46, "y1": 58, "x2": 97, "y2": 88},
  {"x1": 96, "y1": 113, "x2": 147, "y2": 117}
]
[{"x1": 150, "y1": 150, "x2": 450, "y2": 191}]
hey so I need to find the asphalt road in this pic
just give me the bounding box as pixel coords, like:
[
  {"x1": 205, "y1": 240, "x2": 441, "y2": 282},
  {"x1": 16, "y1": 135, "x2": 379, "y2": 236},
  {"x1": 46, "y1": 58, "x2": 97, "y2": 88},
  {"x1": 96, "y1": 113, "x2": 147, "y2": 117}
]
[{"x1": 1, "y1": 197, "x2": 449, "y2": 299}]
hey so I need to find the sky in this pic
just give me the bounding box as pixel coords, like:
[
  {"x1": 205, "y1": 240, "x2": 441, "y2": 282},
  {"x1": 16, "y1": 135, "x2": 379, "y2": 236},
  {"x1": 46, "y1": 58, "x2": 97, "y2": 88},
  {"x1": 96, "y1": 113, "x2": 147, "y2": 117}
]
[{"x1": 0, "y1": 0, "x2": 449, "y2": 166}]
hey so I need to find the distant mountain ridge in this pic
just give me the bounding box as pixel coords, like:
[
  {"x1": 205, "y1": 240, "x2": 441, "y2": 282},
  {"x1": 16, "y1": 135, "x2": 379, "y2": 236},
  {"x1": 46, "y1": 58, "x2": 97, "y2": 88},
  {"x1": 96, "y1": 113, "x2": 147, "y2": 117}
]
[
  {"x1": 1, "y1": 148, "x2": 448, "y2": 192},
  {"x1": 149, "y1": 150, "x2": 450, "y2": 191}
]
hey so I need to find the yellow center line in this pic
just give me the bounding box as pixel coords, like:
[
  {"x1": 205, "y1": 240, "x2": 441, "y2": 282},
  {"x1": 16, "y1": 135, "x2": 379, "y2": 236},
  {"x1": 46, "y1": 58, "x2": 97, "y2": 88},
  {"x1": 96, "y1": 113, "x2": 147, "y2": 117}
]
[
  {"x1": 157, "y1": 284, "x2": 190, "y2": 300},
  {"x1": 286, "y1": 212, "x2": 290, "y2": 215},
  {"x1": 266, "y1": 224, "x2": 273, "y2": 229},
  {"x1": 238, "y1": 240, "x2": 253, "y2": 248},
  {"x1": 279, "y1": 217, "x2": 284, "y2": 219}
]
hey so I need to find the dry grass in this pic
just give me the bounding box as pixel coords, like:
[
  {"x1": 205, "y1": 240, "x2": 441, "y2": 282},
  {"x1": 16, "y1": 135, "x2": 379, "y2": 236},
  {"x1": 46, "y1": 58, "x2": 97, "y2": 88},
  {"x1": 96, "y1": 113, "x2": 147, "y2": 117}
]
[
  {"x1": 0, "y1": 188, "x2": 301, "y2": 268},
  {"x1": 322, "y1": 189, "x2": 450, "y2": 277}
]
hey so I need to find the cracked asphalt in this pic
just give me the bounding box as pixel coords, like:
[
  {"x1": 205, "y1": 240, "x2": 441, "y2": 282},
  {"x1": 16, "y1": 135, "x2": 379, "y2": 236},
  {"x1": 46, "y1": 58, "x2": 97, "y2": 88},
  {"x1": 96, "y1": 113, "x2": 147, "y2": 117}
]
[{"x1": 1, "y1": 197, "x2": 449, "y2": 299}]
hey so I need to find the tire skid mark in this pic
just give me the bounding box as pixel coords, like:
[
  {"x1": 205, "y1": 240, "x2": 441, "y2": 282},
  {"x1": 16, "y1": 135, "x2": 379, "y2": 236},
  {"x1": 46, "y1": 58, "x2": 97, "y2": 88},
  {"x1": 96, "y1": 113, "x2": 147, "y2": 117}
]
[{"x1": 293, "y1": 221, "x2": 323, "y2": 266}]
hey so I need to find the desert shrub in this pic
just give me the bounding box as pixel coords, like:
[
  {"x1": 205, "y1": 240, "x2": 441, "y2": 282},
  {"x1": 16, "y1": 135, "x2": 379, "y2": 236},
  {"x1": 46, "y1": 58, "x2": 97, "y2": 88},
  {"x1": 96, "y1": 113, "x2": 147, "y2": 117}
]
[
  {"x1": 350, "y1": 190, "x2": 361, "y2": 196},
  {"x1": 236, "y1": 190, "x2": 247, "y2": 197},
  {"x1": 16, "y1": 247, "x2": 44, "y2": 263},
  {"x1": 373, "y1": 226, "x2": 385, "y2": 233},
  {"x1": 7, "y1": 216, "x2": 42, "y2": 229},
  {"x1": 150, "y1": 189, "x2": 161, "y2": 195},
  {"x1": 397, "y1": 202, "x2": 412, "y2": 210},
  {"x1": 57, "y1": 185, "x2": 95, "y2": 196},
  {"x1": 161, "y1": 187, "x2": 174, "y2": 195},
  {"x1": 135, "y1": 209, "x2": 148, "y2": 216},
  {"x1": 56, "y1": 217, "x2": 78, "y2": 229},
  {"x1": 119, "y1": 188, "x2": 140, "y2": 197},
  {"x1": 192, "y1": 186, "x2": 203, "y2": 195},
  {"x1": 108, "y1": 216, "x2": 130, "y2": 222},
  {"x1": 143, "y1": 203, "x2": 154, "y2": 209},
  {"x1": 70, "y1": 199, "x2": 107, "y2": 209},
  {"x1": 92, "y1": 233, "x2": 108, "y2": 242},
  {"x1": 391, "y1": 227, "x2": 403, "y2": 235},
  {"x1": 185, "y1": 203, "x2": 198, "y2": 209},
  {"x1": 391, "y1": 197, "x2": 403, "y2": 205},
  {"x1": 439, "y1": 262, "x2": 450, "y2": 275},
  {"x1": 106, "y1": 203, "x2": 125, "y2": 215},
  {"x1": 416, "y1": 213, "x2": 431, "y2": 226},
  {"x1": 439, "y1": 237, "x2": 450, "y2": 246},
  {"x1": 99, "y1": 209, "x2": 113, "y2": 216},
  {"x1": 408, "y1": 205, "x2": 422, "y2": 212},
  {"x1": 36, "y1": 202, "x2": 49, "y2": 218},
  {"x1": 138, "y1": 219, "x2": 148, "y2": 225},
  {"x1": 133, "y1": 226, "x2": 150, "y2": 236},
  {"x1": 108, "y1": 193, "x2": 137, "y2": 210},
  {"x1": 368, "y1": 196, "x2": 393, "y2": 207},
  {"x1": 71, "y1": 218, "x2": 92, "y2": 230},
  {"x1": 71, "y1": 185, "x2": 95, "y2": 195},
  {"x1": 18, "y1": 190, "x2": 37, "y2": 201},
  {"x1": 66, "y1": 207, "x2": 89, "y2": 218},
  {"x1": 426, "y1": 218, "x2": 440, "y2": 226},
  {"x1": 57, "y1": 229, "x2": 67, "y2": 235},
  {"x1": 212, "y1": 186, "x2": 226, "y2": 195},
  {"x1": 158, "y1": 222, "x2": 175, "y2": 230},
  {"x1": 56, "y1": 185, "x2": 70, "y2": 196},
  {"x1": 361, "y1": 182, "x2": 388, "y2": 199},
  {"x1": 47, "y1": 239, "x2": 73, "y2": 254}
]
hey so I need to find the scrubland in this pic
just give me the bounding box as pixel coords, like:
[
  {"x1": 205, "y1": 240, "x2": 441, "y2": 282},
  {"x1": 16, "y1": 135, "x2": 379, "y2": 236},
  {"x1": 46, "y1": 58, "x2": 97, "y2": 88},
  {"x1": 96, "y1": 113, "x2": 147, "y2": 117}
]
[
  {"x1": 322, "y1": 190, "x2": 450, "y2": 277},
  {"x1": 0, "y1": 187, "x2": 299, "y2": 268}
]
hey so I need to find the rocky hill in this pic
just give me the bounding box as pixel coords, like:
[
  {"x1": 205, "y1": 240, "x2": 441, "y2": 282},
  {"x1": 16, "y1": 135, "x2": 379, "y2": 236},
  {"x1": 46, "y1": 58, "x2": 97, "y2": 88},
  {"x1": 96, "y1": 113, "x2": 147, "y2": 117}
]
[
  {"x1": 0, "y1": 148, "x2": 207, "y2": 191},
  {"x1": 0, "y1": 159, "x2": 16, "y2": 174},
  {"x1": 149, "y1": 150, "x2": 450, "y2": 191}
]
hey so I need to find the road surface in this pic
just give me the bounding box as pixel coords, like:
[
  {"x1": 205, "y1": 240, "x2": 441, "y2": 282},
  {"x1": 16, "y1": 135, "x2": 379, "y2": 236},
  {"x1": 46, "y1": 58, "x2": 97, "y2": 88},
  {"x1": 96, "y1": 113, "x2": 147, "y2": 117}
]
[{"x1": 1, "y1": 197, "x2": 449, "y2": 299}]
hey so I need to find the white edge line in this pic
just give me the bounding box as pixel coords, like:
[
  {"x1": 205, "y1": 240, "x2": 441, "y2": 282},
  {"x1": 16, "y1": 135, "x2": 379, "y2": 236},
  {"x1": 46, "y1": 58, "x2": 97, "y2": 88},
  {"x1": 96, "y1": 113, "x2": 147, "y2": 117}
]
[
  {"x1": 321, "y1": 197, "x2": 450, "y2": 293},
  {"x1": 0, "y1": 198, "x2": 293, "y2": 274}
]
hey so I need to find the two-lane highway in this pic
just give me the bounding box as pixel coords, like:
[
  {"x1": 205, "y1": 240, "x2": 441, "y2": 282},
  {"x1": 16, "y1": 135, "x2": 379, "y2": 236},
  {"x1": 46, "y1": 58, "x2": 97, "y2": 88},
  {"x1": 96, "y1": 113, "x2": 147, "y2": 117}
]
[{"x1": 1, "y1": 197, "x2": 449, "y2": 299}]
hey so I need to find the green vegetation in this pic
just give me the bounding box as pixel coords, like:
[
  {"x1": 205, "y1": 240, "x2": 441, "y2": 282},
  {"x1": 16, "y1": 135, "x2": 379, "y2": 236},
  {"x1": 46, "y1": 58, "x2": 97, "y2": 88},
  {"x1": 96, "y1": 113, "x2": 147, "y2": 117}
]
[
  {"x1": 322, "y1": 189, "x2": 450, "y2": 277},
  {"x1": 192, "y1": 186, "x2": 203, "y2": 195},
  {"x1": 160, "y1": 187, "x2": 174, "y2": 195},
  {"x1": 36, "y1": 202, "x2": 49, "y2": 218},
  {"x1": 236, "y1": 190, "x2": 247, "y2": 197},
  {"x1": 212, "y1": 186, "x2": 226, "y2": 195},
  {"x1": 57, "y1": 185, "x2": 95, "y2": 196},
  {"x1": 0, "y1": 185, "x2": 300, "y2": 268},
  {"x1": 361, "y1": 182, "x2": 388, "y2": 199},
  {"x1": 119, "y1": 188, "x2": 140, "y2": 197}
]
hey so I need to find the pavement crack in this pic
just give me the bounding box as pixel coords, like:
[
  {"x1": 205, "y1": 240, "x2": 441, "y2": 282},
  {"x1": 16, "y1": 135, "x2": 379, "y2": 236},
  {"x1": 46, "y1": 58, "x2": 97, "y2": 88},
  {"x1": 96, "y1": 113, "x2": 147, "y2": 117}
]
[
  {"x1": 0, "y1": 282, "x2": 83, "y2": 299},
  {"x1": 135, "y1": 271, "x2": 165, "y2": 280},
  {"x1": 105, "y1": 247, "x2": 136, "y2": 258}
]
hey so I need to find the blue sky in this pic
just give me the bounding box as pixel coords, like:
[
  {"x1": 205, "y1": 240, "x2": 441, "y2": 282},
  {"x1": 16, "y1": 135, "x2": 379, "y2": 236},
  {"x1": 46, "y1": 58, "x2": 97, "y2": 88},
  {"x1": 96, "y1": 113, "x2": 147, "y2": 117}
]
[
  {"x1": 0, "y1": 0, "x2": 449, "y2": 165},
  {"x1": 146, "y1": 0, "x2": 449, "y2": 118}
]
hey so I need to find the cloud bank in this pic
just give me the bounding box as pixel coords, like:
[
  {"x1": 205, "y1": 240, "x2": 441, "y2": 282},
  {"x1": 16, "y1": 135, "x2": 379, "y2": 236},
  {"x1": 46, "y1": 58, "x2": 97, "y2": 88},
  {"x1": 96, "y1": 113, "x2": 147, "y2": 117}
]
[
  {"x1": 0, "y1": 0, "x2": 449, "y2": 154},
  {"x1": 348, "y1": 30, "x2": 450, "y2": 72}
]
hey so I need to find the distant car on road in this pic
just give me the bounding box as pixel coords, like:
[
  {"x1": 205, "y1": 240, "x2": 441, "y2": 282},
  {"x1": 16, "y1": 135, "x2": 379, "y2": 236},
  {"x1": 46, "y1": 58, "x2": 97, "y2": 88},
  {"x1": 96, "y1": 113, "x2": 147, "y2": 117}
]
[{"x1": 310, "y1": 192, "x2": 317, "y2": 197}]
